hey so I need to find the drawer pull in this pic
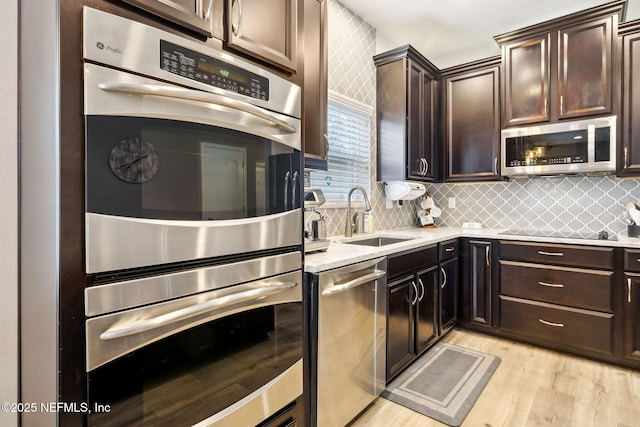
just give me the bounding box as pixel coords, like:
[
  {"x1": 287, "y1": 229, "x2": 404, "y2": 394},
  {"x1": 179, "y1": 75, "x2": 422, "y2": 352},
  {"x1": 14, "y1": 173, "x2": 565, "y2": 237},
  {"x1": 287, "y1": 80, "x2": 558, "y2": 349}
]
[
  {"x1": 538, "y1": 250, "x2": 564, "y2": 257},
  {"x1": 538, "y1": 318, "x2": 565, "y2": 328},
  {"x1": 445, "y1": 247, "x2": 454, "y2": 252},
  {"x1": 538, "y1": 281, "x2": 564, "y2": 288}
]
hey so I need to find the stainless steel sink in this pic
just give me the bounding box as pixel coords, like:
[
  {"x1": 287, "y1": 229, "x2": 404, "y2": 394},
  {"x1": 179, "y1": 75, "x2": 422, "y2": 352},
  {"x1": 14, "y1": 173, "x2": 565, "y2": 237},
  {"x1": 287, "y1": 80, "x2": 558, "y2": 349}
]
[{"x1": 342, "y1": 236, "x2": 414, "y2": 247}]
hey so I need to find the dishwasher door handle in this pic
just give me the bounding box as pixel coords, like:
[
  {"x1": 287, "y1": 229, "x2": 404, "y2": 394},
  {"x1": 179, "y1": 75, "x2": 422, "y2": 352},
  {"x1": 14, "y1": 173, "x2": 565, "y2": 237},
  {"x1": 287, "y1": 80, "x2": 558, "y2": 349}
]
[{"x1": 322, "y1": 270, "x2": 386, "y2": 296}]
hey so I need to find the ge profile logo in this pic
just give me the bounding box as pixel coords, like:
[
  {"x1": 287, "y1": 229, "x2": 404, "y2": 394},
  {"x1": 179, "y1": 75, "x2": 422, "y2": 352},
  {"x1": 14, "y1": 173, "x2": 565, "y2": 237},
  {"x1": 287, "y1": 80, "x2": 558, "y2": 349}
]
[{"x1": 96, "y1": 42, "x2": 105, "y2": 50}]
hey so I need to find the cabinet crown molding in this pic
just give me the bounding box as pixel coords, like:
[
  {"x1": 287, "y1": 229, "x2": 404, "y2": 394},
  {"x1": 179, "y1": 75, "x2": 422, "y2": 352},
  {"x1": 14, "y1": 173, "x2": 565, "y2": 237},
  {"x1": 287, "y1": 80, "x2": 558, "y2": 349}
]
[
  {"x1": 494, "y1": 0, "x2": 626, "y2": 46},
  {"x1": 373, "y1": 44, "x2": 440, "y2": 76}
]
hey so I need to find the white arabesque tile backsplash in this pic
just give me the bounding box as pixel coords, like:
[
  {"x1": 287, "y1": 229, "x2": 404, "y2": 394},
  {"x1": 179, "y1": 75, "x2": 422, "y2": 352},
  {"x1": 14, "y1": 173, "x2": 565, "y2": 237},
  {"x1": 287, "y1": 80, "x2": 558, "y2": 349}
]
[
  {"x1": 427, "y1": 176, "x2": 640, "y2": 237},
  {"x1": 313, "y1": 1, "x2": 640, "y2": 239}
]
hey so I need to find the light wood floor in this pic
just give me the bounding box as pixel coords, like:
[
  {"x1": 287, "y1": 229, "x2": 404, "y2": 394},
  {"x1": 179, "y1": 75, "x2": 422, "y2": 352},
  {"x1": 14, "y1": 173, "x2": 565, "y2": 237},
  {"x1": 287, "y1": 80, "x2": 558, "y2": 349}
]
[{"x1": 351, "y1": 328, "x2": 640, "y2": 427}]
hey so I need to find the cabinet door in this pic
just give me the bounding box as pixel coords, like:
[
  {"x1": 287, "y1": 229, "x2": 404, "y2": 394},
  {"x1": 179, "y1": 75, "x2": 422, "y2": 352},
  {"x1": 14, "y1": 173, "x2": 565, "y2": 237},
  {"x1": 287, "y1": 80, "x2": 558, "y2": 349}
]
[
  {"x1": 387, "y1": 276, "x2": 415, "y2": 380},
  {"x1": 621, "y1": 30, "x2": 640, "y2": 175},
  {"x1": 415, "y1": 266, "x2": 438, "y2": 354},
  {"x1": 407, "y1": 65, "x2": 436, "y2": 181},
  {"x1": 557, "y1": 17, "x2": 612, "y2": 119},
  {"x1": 625, "y1": 275, "x2": 640, "y2": 361},
  {"x1": 226, "y1": 0, "x2": 298, "y2": 73},
  {"x1": 503, "y1": 34, "x2": 550, "y2": 125},
  {"x1": 439, "y1": 258, "x2": 458, "y2": 334},
  {"x1": 445, "y1": 66, "x2": 500, "y2": 181},
  {"x1": 407, "y1": 61, "x2": 424, "y2": 179},
  {"x1": 469, "y1": 241, "x2": 492, "y2": 327},
  {"x1": 302, "y1": 0, "x2": 328, "y2": 167}
]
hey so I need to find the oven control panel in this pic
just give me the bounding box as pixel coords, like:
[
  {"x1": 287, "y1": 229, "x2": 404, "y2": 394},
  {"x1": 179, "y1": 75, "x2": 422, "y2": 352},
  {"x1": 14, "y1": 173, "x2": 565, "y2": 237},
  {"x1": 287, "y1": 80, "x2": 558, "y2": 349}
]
[{"x1": 160, "y1": 40, "x2": 269, "y2": 101}]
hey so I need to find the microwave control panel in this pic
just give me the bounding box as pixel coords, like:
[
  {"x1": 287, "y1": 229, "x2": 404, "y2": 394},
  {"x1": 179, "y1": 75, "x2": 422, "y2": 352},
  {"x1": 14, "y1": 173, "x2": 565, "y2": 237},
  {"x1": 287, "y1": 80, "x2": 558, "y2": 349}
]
[
  {"x1": 160, "y1": 40, "x2": 270, "y2": 101},
  {"x1": 508, "y1": 156, "x2": 585, "y2": 167}
]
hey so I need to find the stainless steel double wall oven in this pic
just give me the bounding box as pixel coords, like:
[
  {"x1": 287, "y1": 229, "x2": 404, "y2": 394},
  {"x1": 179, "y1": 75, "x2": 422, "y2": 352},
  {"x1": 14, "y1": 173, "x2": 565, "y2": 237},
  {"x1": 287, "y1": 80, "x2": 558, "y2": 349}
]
[{"x1": 83, "y1": 7, "x2": 304, "y2": 426}]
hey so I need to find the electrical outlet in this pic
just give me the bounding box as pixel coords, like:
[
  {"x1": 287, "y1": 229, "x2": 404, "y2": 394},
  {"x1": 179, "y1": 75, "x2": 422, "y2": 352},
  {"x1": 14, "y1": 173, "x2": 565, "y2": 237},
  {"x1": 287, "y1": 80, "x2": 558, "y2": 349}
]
[{"x1": 448, "y1": 197, "x2": 456, "y2": 208}]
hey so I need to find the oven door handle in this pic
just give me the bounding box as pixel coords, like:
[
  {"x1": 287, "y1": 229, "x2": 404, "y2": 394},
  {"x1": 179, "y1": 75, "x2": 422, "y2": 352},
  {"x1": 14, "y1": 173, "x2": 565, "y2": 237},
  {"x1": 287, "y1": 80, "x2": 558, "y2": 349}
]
[
  {"x1": 99, "y1": 282, "x2": 298, "y2": 341},
  {"x1": 321, "y1": 270, "x2": 386, "y2": 296},
  {"x1": 98, "y1": 82, "x2": 297, "y2": 134}
]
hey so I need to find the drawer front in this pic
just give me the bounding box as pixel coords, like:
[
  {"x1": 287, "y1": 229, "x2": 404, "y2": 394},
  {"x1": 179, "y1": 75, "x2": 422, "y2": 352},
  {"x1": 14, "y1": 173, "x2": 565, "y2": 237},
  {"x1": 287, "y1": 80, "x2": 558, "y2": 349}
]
[
  {"x1": 500, "y1": 261, "x2": 613, "y2": 312},
  {"x1": 500, "y1": 241, "x2": 613, "y2": 269},
  {"x1": 500, "y1": 296, "x2": 614, "y2": 354},
  {"x1": 624, "y1": 249, "x2": 640, "y2": 273},
  {"x1": 387, "y1": 245, "x2": 438, "y2": 280},
  {"x1": 439, "y1": 239, "x2": 459, "y2": 261}
]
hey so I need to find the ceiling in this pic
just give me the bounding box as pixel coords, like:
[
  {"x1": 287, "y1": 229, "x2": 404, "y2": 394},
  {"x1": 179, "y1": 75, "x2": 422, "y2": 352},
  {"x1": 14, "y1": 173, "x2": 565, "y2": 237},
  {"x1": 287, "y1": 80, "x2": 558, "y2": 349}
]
[{"x1": 338, "y1": 0, "x2": 640, "y2": 69}]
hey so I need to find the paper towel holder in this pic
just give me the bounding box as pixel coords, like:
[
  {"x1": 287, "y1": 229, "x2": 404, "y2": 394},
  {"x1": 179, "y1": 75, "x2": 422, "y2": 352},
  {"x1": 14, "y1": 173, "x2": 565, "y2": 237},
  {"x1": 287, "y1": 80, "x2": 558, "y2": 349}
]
[{"x1": 384, "y1": 181, "x2": 426, "y2": 201}]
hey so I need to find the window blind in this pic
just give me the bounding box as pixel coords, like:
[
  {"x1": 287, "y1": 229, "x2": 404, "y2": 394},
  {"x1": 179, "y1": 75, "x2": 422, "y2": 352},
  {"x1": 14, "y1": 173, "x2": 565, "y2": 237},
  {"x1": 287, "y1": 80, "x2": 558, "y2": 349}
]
[{"x1": 309, "y1": 92, "x2": 372, "y2": 202}]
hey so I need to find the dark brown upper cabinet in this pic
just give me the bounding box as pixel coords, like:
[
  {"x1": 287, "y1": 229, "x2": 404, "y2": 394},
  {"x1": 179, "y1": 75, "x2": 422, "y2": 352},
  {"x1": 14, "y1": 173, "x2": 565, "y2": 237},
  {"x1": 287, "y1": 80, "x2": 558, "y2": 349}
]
[
  {"x1": 441, "y1": 57, "x2": 501, "y2": 182},
  {"x1": 495, "y1": 0, "x2": 624, "y2": 126},
  {"x1": 502, "y1": 34, "x2": 551, "y2": 125},
  {"x1": 302, "y1": 0, "x2": 328, "y2": 169},
  {"x1": 374, "y1": 45, "x2": 440, "y2": 182},
  {"x1": 226, "y1": 0, "x2": 298, "y2": 73},
  {"x1": 619, "y1": 20, "x2": 640, "y2": 176}
]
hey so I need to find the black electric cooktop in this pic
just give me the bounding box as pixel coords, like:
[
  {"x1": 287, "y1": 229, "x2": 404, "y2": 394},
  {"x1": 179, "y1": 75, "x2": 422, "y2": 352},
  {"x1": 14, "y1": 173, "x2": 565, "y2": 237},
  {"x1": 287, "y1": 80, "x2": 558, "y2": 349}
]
[{"x1": 498, "y1": 229, "x2": 617, "y2": 241}]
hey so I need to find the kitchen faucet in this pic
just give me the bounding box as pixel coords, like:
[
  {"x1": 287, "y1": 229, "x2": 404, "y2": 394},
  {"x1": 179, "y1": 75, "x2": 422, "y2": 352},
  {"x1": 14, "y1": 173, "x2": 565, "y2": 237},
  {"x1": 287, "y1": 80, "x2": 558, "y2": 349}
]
[{"x1": 345, "y1": 186, "x2": 371, "y2": 237}]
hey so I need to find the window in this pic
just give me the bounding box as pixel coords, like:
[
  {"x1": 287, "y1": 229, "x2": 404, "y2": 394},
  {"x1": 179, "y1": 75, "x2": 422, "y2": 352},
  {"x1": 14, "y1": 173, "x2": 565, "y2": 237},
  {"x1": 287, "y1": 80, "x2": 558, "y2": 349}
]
[{"x1": 309, "y1": 92, "x2": 372, "y2": 203}]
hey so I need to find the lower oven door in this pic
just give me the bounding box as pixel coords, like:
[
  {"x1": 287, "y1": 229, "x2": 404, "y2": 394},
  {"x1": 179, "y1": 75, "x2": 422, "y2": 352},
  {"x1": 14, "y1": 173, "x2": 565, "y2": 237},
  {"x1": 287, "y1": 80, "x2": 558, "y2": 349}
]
[{"x1": 85, "y1": 270, "x2": 303, "y2": 426}]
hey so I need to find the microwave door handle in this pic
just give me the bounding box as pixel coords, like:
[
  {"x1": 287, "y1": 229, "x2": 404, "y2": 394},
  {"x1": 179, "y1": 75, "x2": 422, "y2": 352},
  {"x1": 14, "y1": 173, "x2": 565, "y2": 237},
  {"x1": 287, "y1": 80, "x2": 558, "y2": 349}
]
[
  {"x1": 98, "y1": 82, "x2": 297, "y2": 134},
  {"x1": 587, "y1": 124, "x2": 595, "y2": 164},
  {"x1": 99, "y1": 282, "x2": 298, "y2": 341}
]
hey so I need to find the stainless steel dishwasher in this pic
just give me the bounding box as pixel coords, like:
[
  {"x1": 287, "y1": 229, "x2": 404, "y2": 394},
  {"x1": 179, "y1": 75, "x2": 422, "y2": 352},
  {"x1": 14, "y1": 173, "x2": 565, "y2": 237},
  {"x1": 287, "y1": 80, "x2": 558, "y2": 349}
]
[{"x1": 313, "y1": 257, "x2": 387, "y2": 427}]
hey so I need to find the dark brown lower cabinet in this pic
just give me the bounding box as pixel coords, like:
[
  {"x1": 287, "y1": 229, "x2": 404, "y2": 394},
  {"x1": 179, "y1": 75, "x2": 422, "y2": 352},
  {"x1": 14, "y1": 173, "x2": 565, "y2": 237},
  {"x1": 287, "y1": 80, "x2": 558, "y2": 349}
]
[
  {"x1": 500, "y1": 295, "x2": 614, "y2": 355},
  {"x1": 439, "y1": 258, "x2": 458, "y2": 334},
  {"x1": 499, "y1": 240, "x2": 616, "y2": 359},
  {"x1": 387, "y1": 277, "x2": 414, "y2": 378},
  {"x1": 386, "y1": 243, "x2": 459, "y2": 381},
  {"x1": 416, "y1": 267, "x2": 439, "y2": 354},
  {"x1": 624, "y1": 275, "x2": 640, "y2": 361},
  {"x1": 387, "y1": 266, "x2": 438, "y2": 380},
  {"x1": 462, "y1": 240, "x2": 495, "y2": 328}
]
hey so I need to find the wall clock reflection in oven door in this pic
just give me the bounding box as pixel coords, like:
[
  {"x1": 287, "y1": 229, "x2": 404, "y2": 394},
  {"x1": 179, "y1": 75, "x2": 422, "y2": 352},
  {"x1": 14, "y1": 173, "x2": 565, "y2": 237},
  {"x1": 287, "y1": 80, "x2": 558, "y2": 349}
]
[{"x1": 108, "y1": 137, "x2": 160, "y2": 183}]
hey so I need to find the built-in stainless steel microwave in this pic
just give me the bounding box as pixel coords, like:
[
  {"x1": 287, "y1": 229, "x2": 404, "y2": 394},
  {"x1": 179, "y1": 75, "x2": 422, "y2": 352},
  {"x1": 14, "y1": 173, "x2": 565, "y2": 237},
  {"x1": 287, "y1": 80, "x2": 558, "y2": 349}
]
[{"x1": 501, "y1": 116, "x2": 616, "y2": 177}]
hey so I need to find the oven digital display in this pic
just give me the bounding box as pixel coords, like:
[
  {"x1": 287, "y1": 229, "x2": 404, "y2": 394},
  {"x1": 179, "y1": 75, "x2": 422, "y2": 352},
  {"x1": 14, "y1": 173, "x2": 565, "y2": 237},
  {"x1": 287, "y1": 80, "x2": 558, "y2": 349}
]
[{"x1": 160, "y1": 40, "x2": 269, "y2": 101}]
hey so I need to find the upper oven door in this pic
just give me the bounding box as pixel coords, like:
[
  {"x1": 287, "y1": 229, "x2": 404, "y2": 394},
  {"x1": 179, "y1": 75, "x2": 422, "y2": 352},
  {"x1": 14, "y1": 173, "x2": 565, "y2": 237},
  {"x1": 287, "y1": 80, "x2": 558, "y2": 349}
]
[{"x1": 84, "y1": 64, "x2": 302, "y2": 273}]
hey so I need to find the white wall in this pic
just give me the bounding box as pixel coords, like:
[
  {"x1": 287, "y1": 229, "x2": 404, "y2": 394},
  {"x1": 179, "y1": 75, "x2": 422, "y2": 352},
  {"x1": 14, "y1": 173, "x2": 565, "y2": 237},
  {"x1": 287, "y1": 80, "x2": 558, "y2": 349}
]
[{"x1": 0, "y1": 0, "x2": 19, "y2": 426}]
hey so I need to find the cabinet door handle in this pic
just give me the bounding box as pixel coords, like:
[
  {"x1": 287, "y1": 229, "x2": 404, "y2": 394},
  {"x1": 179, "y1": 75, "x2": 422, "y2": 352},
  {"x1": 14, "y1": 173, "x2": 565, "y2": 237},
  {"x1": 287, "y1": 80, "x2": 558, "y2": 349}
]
[
  {"x1": 418, "y1": 278, "x2": 425, "y2": 302},
  {"x1": 411, "y1": 281, "x2": 419, "y2": 305},
  {"x1": 560, "y1": 95, "x2": 564, "y2": 115},
  {"x1": 538, "y1": 281, "x2": 564, "y2": 288},
  {"x1": 494, "y1": 157, "x2": 498, "y2": 174},
  {"x1": 538, "y1": 250, "x2": 564, "y2": 257},
  {"x1": 440, "y1": 268, "x2": 447, "y2": 289},
  {"x1": 538, "y1": 318, "x2": 564, "y2": 328},
  {"x1": 544, "y1": 98, "x2": 548, "y2": 115},
  {"x1": 485, "y1": 246, "x2": 490, "y2": 266},
  {"x1": 231, "y1": 0, "x2": 243, "y2": 36},
  {"x1": 628, "y1": 278, "x2": 633, "y2": 304},
  {"x1": 423, "y1": 158, "x2": 429, "y2": 175}
]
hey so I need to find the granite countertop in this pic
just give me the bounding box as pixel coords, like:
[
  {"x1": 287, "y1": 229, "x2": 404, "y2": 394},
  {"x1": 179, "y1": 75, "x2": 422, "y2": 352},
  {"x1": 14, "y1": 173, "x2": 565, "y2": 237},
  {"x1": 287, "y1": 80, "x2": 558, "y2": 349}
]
[{"x1": 304, "y1": 226, "x2": 640, "y2": 273}]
